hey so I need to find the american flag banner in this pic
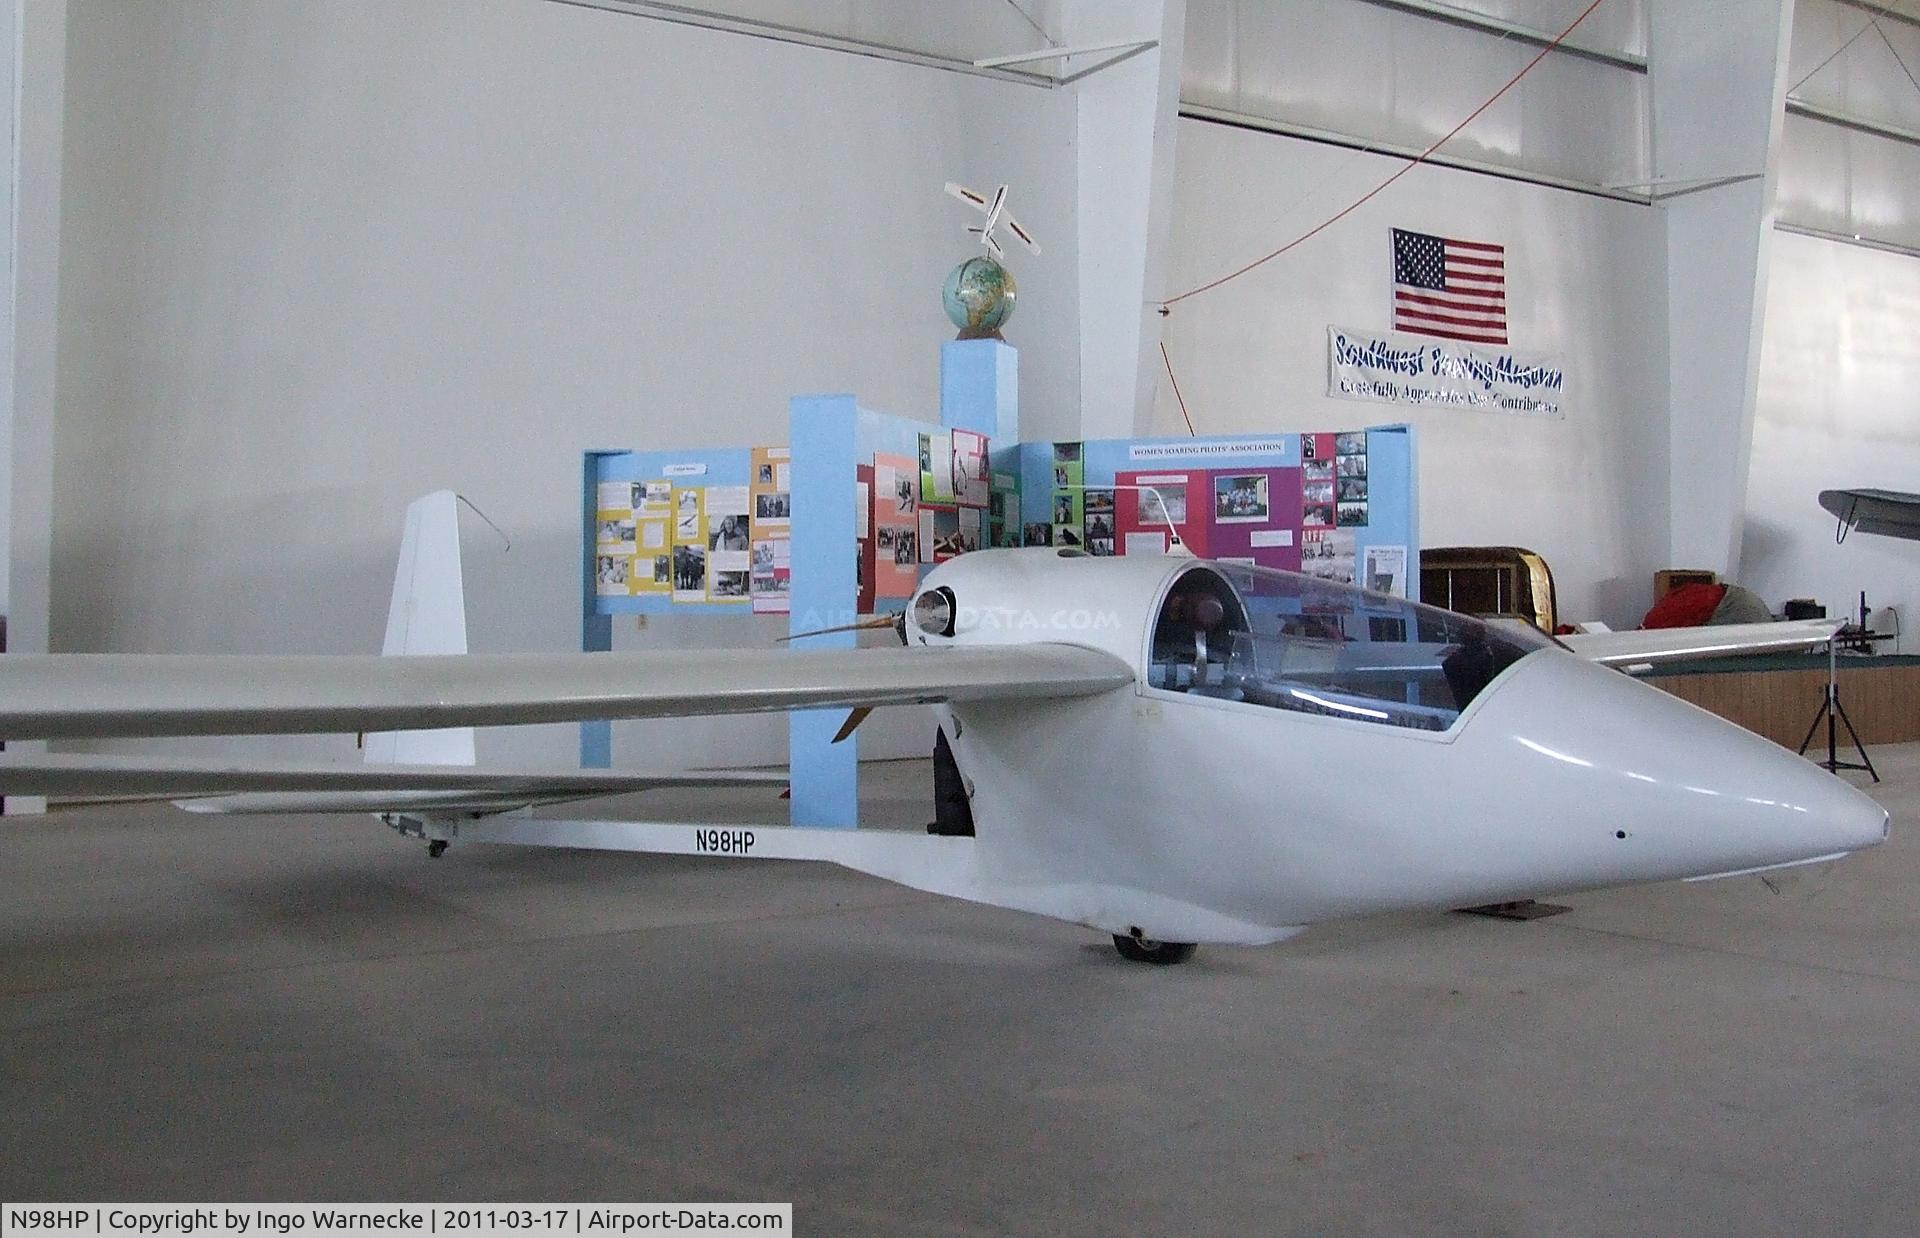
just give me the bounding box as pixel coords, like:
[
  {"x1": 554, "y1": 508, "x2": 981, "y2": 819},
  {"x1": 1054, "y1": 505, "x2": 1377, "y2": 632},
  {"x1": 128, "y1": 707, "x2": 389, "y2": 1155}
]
[{"x1": 1390, "y1": 228, "x2": 1507, "y2": 346}]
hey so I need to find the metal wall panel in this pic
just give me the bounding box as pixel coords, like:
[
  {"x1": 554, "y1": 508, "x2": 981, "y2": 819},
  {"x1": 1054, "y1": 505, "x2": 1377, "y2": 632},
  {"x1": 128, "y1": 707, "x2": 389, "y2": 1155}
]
[
  {"x1": 1182, "y1": 0, "x2": 1650, "y2": 190},
  {"x1": 1778, "y1": 0, "x2": 1920, "y2": 250}
]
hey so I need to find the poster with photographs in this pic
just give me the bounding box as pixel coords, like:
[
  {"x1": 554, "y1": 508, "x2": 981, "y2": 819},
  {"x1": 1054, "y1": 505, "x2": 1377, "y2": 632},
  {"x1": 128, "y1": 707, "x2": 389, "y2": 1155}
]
[
  {"x1": 1084, "y1": 488, "x2": 1116, "y2": 555},
  {"x1": 594, "y1": 553, "x2": 630, "y2": 596},
  {"x1": 989, "y1": 472, "x2": 1020, "y2": 547},
  {"x1": 748, "y1": 446, "x2": 791, "y2": 613},
  {"x1": 674, "y1": 487, "x2": 704, "y2": 545},
  {"x1": 596, "y1": 481, "x2": 634, "y2": 514},
  {"x1": 750, "y1": 539, "x2": 790, "y2": 612},
  {"x1": 596, "y1": 514, "x2": 638, "y2": 553},
  {"x1": 1334, "y1": 430, "x2": 1368, "y2": 527},
  {"x1": 1303, "y1": 481, "x2": 1334, "y2": 527},
  {"x1": 1051, "y1": 487, "x2": 1083, "y2": 550},
  {"x1": 871, "y1": 452, "x2": 920, "y2": 597},
  {"x1": 919, "y1": 431, "x2": 956, "y2": 505},
  {"x1": 961, "y1": 506, "x2": 983, "y2": 553},
  {"x1": 1116, "y1": 468, "x2": 1207, "y2": 557},
  {"x1": 855, "y1": 464, "x2": 875, "y2": 614},
  {"x1": 923, "y1": 506, "x2": 964, "y2": 562},
  {"x1": 671, "y1": 543, "x2": 707, "y2": 601},
  {"x1": 1212, "y1": 474, "x2": 1269, "y2": 524},
  {"x1": 704, "y1": 485, "x2": 751, "y2": 603},
  {"x1": 1300, "y1": 528, "x2": 1356, "y2": 586},
  {"x1": 634, "y1": 480, "x2": 673, "y2": 517},
  {"x1": 752, "y1": 487, "x2": 790, "y2": 523},
  {"x1": 1364, "y1": 544, "x2": 1408, "y2": 597},
  {"x1": 1023, "y1": 522, "x2": 1051, "y2": 547},
  {"x1": 629, "y1": 519, "x2": 670, "y2": 594},
  {"x1": 1141, "y1": 482, "x2": 1186, "y2": 525},
  {"x1": 951, "y1": 430, "x2": 990, "y2": 508},
  {"x1": 1052, "y1": 441, "x2": 1084, "y2": 490}
]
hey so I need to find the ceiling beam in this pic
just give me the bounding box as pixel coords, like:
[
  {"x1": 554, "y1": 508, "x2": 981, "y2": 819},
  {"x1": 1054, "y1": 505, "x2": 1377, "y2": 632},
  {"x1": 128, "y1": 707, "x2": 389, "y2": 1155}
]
[
  {"x1": 1351, "y1": 0, "x2": 1647, "y2": 73},
  {"x1": 1177, "y1": 104, "x2": 1653, "y2": 204},
  {"x1": 543, "y1": 0, "x2": 1059, "y2": 87},
  {"x1": 1827, "y1": 0, "x2": 1920, "y2": 34},
  {"x1": 1786, "y1": 95, "x2": 1920, "y2": 147}
]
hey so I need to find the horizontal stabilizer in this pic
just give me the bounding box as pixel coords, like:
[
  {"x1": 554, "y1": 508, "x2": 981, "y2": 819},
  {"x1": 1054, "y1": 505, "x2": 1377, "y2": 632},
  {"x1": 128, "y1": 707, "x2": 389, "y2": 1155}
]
[
  {"x1": 0, "y1": 644, "x2": 1134, "y2": 741},
  {"x1": 1560, "y1": 619, "x2": 1839, "y2": 668},
  {"x1": 1820, "y1": 487, "x2": 1920, "y2": 541}
]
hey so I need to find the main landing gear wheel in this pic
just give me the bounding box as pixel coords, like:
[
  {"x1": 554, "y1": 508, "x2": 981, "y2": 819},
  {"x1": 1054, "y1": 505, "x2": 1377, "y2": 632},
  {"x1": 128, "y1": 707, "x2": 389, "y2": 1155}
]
[
  {"x1": 427, "y1": 839, "x2": 449, "y2": 858},
  {"x1": 1112, "y1": 934, "x2": 1197, "y2": 965}
]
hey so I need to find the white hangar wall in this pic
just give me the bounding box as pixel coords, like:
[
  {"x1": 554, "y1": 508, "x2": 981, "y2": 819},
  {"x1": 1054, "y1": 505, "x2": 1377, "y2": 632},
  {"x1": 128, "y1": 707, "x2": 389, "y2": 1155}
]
[
  {"x1": 50, "y1": 0, "x2": 1080, "y2": 768},
  {"x1": 1153, "y1": 118, "x2": 1671, "y2": 627},
  {"x1": 1740, "y1": 233, "x2": 1920, "y2": 637}
]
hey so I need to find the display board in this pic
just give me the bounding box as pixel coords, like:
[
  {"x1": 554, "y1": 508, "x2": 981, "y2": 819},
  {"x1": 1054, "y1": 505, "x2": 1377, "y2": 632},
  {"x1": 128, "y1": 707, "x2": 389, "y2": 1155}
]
[
  {"x1": 586, "y1": 446, "x2": 792, "y2": 614},
  {"x1": 1010, "y1": 426, "x2": 1417, "y2": 598},
  {"x1": 579, "y1": 340, "x2": 1417, "y2": 829}
]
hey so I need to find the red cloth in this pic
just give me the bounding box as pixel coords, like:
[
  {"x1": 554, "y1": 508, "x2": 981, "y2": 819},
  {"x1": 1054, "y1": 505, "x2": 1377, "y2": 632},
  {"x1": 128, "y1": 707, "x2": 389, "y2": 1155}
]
[{"x1": 1642, "y1": 582, "x2": 1727, "y2": 629}]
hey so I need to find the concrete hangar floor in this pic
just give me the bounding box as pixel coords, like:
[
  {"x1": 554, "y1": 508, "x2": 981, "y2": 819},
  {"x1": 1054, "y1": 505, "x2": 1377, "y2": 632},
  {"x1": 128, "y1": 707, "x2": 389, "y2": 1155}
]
[{"x1": 3, "y1": 752, "x2": 1917, "y2": 1237}]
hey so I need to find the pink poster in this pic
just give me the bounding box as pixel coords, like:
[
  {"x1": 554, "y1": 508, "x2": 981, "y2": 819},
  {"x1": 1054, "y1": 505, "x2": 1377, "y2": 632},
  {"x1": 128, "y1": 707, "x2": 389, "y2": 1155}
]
[
  {"x1": 1205, "y1": 468, "x2": 1303, "y2": 571},
  {"x1": 1116, "y1": 468, "x2": 1210, "y2": 558}
]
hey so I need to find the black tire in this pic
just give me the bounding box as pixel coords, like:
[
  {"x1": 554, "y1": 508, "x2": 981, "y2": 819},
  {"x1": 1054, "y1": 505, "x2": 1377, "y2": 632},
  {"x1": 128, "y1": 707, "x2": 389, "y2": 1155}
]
[
  {"x1": 427, "y1": 839, "x2": 449, "y2": 858},
  {"x1": 1112, "y1": 934, "x2": 1197, "y2": 965}
]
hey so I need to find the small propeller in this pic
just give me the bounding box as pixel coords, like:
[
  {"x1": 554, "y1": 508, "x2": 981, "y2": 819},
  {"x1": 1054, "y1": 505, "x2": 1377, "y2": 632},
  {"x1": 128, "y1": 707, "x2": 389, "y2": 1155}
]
[
  {"x1": 778, "y1": 613, "x2": 905, "y2": 644},
  {"x1": 831, "y1": 707, "x2": 874, "y2": 744}
]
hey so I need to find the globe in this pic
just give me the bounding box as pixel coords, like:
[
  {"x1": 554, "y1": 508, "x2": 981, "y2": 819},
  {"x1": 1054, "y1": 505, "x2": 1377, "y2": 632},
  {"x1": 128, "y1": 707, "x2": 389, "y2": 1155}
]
[{"x1": 942, "y1": 255, "x2": 1017, "y2": 339}]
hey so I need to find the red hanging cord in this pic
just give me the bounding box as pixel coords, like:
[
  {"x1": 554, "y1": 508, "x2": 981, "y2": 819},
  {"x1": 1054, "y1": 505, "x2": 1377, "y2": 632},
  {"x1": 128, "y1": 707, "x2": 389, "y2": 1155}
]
[{"x1": 1160, "y1": 0, "x2": 1610, "y2": 312}]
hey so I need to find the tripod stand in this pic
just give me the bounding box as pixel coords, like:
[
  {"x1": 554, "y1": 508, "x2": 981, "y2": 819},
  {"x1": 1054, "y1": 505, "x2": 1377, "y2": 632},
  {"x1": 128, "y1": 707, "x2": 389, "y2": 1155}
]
[{"x1": 1797, "y1": 637, "x2": 1878, "y2": 782}]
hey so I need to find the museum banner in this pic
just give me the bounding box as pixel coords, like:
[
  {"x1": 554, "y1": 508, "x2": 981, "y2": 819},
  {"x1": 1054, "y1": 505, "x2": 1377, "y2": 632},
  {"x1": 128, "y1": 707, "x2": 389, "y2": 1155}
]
[{"x1": 1326, "y1": 325, "x2": 1565, "y2": 418}]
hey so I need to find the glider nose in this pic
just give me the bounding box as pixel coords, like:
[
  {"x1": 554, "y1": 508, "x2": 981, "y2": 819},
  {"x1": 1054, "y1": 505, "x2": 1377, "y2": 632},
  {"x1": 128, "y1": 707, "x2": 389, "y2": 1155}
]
[
  {"x1": 1480, "y1": 651, "x2": 1889, "y2": 878},
  {"x1": 1808, "y1": 772, "x2": 1891, "y2": 851}
]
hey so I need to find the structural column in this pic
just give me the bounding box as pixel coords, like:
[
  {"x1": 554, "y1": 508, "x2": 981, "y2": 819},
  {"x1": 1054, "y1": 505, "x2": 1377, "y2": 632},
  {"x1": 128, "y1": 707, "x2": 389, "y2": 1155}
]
[
  {"x1": 4, "y1": 0, "x2": 68, "y2": 815},
  {"x1": 1062, "y1": 0, "x2": 1186, "y2": 440},
  {"x1": 1650, "y1": 0, "x2": 1796, "y2": 575}
]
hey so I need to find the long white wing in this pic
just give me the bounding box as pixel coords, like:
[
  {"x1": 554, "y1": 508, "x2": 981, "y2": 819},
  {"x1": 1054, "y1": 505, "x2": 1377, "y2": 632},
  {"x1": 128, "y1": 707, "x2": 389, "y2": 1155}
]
[
  {"x1": 0, "y1": 644, "x2": 1133, "y2": 741},
  {"x1": 1560, "y1": 619, "x2": 1839, "y2": 668}
]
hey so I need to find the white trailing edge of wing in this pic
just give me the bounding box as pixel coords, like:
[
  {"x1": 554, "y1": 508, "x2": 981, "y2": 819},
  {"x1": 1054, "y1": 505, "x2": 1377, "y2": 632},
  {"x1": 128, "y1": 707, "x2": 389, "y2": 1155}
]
[{"x1": 1560, "y1": 619, "x2": 1840, "y2": 668}]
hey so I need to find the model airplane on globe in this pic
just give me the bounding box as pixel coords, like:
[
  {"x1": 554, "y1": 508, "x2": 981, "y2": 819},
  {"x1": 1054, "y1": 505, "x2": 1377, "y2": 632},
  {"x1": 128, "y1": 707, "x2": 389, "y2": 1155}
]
[
  {"x1": 0, "y1": 494, "x2": 1883, "y2": 964},
  {"x1": 944, "y1": 181, "x2": 1040, "y2": 259}
]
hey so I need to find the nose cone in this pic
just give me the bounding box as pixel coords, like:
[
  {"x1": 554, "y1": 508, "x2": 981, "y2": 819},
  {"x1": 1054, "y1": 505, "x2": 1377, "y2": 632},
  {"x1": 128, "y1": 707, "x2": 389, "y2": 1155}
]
[{"x1": 1464, "y1": 651, "x2": 1889, "y2": 884}]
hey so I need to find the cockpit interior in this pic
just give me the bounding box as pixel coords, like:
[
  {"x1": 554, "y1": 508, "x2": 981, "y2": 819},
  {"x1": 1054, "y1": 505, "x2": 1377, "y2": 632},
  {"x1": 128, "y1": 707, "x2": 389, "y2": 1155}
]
[{"x1": 1147, "y1": 562, "x2": 1554, "y2": 731}]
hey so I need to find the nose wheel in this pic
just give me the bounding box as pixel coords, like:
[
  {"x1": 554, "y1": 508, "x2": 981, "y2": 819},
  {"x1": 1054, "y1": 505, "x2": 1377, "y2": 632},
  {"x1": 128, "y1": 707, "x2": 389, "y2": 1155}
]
[
  {"x1": 427, "y1": 839, "x2": 449, "y2": 859},
  {"x1": 1112, "y1": 933, "x2": 1197, "y2": 965}
]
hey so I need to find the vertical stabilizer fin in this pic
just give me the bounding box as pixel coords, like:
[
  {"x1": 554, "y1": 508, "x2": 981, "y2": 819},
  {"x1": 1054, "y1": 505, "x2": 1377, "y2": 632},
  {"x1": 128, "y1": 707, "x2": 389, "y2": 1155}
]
[{"x1": 365, "y1": 490, "x2": 475, "y2": 767}]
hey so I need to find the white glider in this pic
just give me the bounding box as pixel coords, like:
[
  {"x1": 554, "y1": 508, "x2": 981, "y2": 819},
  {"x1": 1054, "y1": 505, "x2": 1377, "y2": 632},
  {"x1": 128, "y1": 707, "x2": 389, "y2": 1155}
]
[
  {"x1": 0, "y1": 494, "x2": 1883, "y2": 964},
  {"x1": 944, "y1": 181, "x2": 1039, "y2": 260}
]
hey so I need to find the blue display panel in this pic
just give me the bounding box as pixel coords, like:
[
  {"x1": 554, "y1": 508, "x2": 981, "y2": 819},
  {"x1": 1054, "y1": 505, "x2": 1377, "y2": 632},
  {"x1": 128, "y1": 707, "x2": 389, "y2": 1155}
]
[{"x1": 579, "y1": 339, "x2": 1418, "y2": 818}]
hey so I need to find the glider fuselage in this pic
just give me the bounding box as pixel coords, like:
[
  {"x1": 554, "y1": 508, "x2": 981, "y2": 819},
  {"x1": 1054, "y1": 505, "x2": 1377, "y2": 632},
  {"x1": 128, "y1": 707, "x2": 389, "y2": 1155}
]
[{"x1": 915, "y1": 551, "x2": 1888, "y2": 944}]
